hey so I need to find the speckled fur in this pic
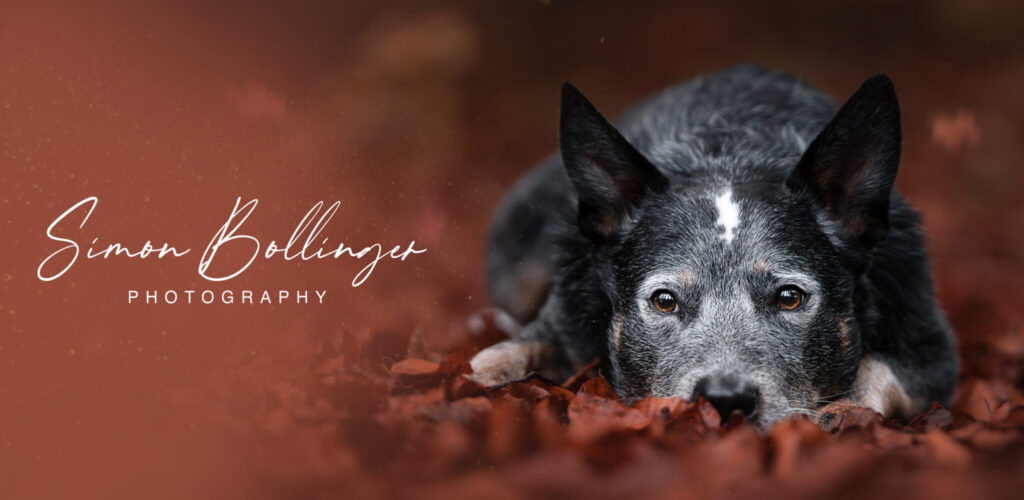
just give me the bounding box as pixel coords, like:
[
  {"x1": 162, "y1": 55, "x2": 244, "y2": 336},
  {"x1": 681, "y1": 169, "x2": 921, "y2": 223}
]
[{"x1": 478, "y1": 64, "x2": 957, "y2": 429}]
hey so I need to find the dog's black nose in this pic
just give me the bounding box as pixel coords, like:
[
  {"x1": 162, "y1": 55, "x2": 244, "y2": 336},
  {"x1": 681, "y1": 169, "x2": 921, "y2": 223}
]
[{"x1": 692, "y1": 375, "x2": 759, "y2": 421}]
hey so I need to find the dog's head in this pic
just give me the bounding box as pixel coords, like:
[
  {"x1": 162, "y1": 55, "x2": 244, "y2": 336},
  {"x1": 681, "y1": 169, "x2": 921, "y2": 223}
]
[{"x1": 559, "y1": 76, "x2": 901, "y2": 428}]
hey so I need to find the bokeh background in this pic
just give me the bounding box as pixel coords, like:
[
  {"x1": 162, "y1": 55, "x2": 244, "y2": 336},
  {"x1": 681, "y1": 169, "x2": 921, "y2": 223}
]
[{"x1": 2, "y1": 0, "x2": 1023, "y2": 498}]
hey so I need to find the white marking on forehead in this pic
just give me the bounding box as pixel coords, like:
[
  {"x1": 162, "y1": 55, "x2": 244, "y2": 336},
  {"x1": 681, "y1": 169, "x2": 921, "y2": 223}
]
[{"x1": 714, "y1": 188, "x2": 741, "y2": 243}]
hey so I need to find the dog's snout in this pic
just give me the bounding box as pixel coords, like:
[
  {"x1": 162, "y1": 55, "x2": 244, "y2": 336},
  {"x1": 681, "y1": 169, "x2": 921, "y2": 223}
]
[{"x1": 692, "y1": 374, "x2": 759, "y2": 421}]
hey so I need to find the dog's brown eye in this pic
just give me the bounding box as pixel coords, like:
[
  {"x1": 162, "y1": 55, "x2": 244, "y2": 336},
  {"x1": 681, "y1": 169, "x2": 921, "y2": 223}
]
[
  {"x1": 776, "y1": 286, "x2": 804, "y2": 310},
  {"x1": 650, "y1": 290, "x2": 677, "y2": 313}
]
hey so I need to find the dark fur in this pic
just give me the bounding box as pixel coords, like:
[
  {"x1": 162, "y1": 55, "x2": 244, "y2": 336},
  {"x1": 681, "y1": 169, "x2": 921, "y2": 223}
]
[{"x1": 483, "y1": 64, "x2": 957, "y2": 426}]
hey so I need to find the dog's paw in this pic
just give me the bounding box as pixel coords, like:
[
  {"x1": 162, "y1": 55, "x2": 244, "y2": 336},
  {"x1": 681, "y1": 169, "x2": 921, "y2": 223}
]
[
  {"x1": 468, "y1": 340, "x2": 560, "y2": 387},
  {"x1": 815, "y1": 399, "x2": 883, "y2": 432},
  {"x1": 468, "y1": 341, "x2": 533, "y2": 387}
]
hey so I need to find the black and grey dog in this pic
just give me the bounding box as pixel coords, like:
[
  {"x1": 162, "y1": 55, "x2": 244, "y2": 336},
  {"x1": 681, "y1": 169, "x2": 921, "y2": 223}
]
[{"x1": 470, "y1": 64, "x2": 957, "y2": 429}]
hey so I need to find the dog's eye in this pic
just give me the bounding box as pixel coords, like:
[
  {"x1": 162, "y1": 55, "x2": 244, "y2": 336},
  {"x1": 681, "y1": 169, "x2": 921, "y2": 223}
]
[
  {"x1": 776, "y1": 286, "x2": 804, "y2": 310},
  {"x1": 650, "y1": 290, "x2": 678, "y2": 313}
]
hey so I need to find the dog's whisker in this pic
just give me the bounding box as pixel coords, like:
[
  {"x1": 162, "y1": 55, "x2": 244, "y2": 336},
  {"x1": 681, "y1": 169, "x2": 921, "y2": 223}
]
[
  {"x1": 814, "y1": 388, "x2": 858, "y2": 403},
  {"x1": 779, "y1": 406, "x2": 817, "y2": 418}
]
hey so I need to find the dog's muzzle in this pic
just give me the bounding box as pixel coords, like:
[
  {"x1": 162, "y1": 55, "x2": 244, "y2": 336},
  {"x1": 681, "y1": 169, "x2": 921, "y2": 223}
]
[{"x1": 692, "y1": 373, "x2": 760, "y2": 421}]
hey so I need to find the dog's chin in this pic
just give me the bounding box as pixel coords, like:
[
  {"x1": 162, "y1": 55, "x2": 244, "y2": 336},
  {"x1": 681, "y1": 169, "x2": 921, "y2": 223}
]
[
  {"x1": 627, "y1": 381, "x2": 815, "y2": 433},
  {"x1": 754, "y1": 397, "x2": 814, "y2": 431},
  {"x1": 748, "y1": 410, "x2": 793, "y2": 433}
]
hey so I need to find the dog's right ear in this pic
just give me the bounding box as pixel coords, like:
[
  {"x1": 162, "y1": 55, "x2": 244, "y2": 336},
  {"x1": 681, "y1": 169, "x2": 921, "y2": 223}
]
[{"x1": 560, "y1": 83, "x2": 667, "y2": 242}]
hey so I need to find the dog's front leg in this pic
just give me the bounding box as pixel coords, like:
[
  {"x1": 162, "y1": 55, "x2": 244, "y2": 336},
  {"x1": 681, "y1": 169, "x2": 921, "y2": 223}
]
[
  {"x1": 468, "y1": 338, "x2": 567, "y2": 387},
  {"x1": 815, "y1": 355, "x2": 923, "y2": 430}
]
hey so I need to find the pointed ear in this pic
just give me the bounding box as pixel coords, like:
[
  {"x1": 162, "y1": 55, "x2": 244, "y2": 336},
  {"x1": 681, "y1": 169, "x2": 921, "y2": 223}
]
[
  {"x1": 786, "y1": 74, "x2": 902, "y2": 250},
  {"x1": 560, "y1": 83, "x2": 667, "y2": 242}
]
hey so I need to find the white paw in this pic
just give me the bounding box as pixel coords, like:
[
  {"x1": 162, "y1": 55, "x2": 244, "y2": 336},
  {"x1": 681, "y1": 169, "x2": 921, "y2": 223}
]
[{"x1": 468, "y1": 341, "x2": 534, "y2": 387}]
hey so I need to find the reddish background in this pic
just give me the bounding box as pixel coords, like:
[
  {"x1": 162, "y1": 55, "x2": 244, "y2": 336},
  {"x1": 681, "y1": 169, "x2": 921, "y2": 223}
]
[{"x1": 1, "y1": 1, "x2": 1023, "y2": 498}]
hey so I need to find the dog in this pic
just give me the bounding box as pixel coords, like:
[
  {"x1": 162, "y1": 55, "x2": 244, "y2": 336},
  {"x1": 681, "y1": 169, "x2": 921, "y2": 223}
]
[{"x1": 471, "y1": 64, "x2": 957, "y2": 430}]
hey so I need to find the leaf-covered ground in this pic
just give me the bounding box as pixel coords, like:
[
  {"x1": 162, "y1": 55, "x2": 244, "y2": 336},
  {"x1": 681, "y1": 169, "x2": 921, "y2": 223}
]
[{"x1": 212, "y1": 312, "x2": 1022, "y2": 500}]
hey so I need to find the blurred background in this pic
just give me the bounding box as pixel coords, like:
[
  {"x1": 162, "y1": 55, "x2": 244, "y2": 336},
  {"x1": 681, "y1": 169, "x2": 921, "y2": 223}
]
[{"x1": 1, "y1": 0, "x2": 1022, "y2": 498}]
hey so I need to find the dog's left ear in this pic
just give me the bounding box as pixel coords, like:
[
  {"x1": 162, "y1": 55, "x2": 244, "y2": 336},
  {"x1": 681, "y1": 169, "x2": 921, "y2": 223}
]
[{"x1": 787, "y1": 75, "x2": 901, "y2": 250}]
